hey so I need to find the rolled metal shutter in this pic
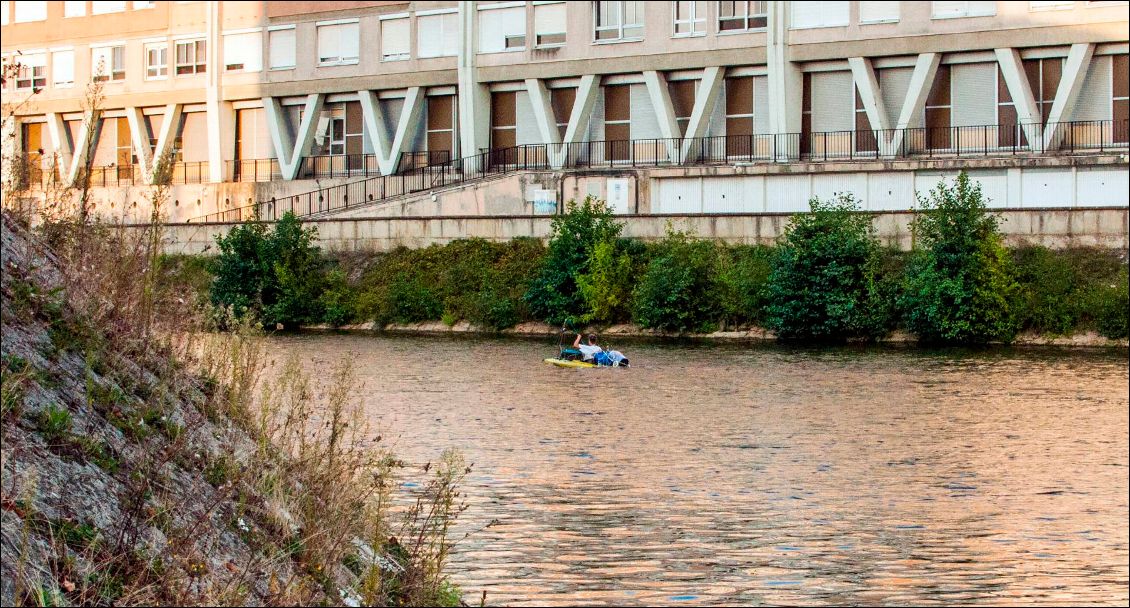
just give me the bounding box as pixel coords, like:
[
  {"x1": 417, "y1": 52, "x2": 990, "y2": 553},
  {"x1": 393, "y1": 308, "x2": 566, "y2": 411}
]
[
  {"x1": 1071, "y1": 55, "x2": 1111, "y2": 122},
  {"x1": 951, "y1": 63, "x2": 997, "y2": 127},
  {"x1": 811, "y1": 71, "x2": 854, "y2": 133}
]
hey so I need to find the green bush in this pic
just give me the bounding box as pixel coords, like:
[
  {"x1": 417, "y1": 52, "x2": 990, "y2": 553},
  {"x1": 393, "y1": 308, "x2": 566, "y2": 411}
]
[
  {"x1": 525, "y1": 197, "x2": 624, "y2": 324},
  {"x1": 210, "y1": 212, "x2": 326, "y2": 328},
  {"x1": 764, "y1": 193, "x2": 892, "y2": 341},
  {"x1": 632, "y1": 232, "x2": 721, "y2": 333},
  {"x1": 716, "y1": 245, "x2": 775, "y2": 328},
  {"x1": 575, "y1": 239, "x2": 638, "y2": 324},
  {"x1": 381, "y1": 275, "x2": 443, "y2": 325},
  {"x1": 1092, "y1": 267, "x2": 1129, "y2": 339},
  {"x1": 901, "y1": 172, "x2": 1019, "y2": 344},
  {"x1": 319, "y1": 269, "x2": 356, "y2": 327}
]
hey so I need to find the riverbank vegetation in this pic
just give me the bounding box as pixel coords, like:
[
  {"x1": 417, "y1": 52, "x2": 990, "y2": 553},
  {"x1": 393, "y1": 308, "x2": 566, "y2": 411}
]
[
  {"x1": 193, "y1": 172, "x2": 1127, "y2": 344},
  {"x1": 1, "y1": 203, "x2": 469, "y2": 604}
]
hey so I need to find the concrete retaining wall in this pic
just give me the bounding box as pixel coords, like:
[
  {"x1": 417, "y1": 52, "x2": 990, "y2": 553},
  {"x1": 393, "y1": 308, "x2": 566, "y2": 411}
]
[{"x1": 160, "y1": 207, "x2": 1129, "y2": 255}]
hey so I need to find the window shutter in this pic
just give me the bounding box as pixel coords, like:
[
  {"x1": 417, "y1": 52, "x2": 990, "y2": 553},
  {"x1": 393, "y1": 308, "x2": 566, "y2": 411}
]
[
  {"x1": 224, "y1": 31, "x2": 262, "y2": 72},
  {"x1": 418, "y1": 14, "x2": 444, "y2": 58},
  {"x1": 479, "y1": 6, "x2": 526, "y2": 53},
  {"x1": 534, "y1": 2, "x2": 566, "y2": 45},
  {"x1": 754, "y1": 75, "x2": 771, "y2": 134},
  {"x1": 382, "y1": 18, "x2": 410, "y2": 59},
  {"x1": 951, "y1": 63, "x2": 997, "y2": 126},
  {"x1": 53, "y1": 50, "x2": 75, "y2": 85},
  {"x1": 932, "y1": 1, "x2": 965, "y2": 17},
  {"x1": 879, "y1": 67, "x2": 913, "y2": 127},
  {"x1": 1072, "y1": 55, "x2": 1112, "y2": 122},
  {"x1": 317, "y1": 25, "x2": 337, "y2": 62},
  {"x1": 859, "y1": 1, "x2": 899, "y2": 22},
  {"x1": 340, "y1": 22, "x2": 359, "y2": 61},
  {"x1": 269, "y1": 28, "x2": 296, "y2": 69},
  {"x1": 811, "y1": 71, "x2": 855, "y2": 132}
]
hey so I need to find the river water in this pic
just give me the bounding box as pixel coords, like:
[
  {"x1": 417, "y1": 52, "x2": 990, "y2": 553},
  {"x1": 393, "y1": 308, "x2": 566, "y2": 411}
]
[{"x1": 276, "y1": 333, "x2": 1128, "y2": 606}]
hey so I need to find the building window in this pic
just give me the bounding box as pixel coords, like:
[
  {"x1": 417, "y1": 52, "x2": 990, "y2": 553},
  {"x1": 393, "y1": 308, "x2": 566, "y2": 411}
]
[
  {"x1": 725, "y1": 76, "x2": 755, "y2": 154},
  {"x1": 490, "y1": 91, "x2": 517, "y2": 150},
  {"x1": 317, "y1": 21, "x2": 360, "y2": 66},
  {"x1": 426, "y1": 95, "x2": 457, "y2": 164},
  {"x1": 791, "y1": 1, "x2": 849, "y2": 28},
  {"x1": 15, "y1": 53, "x2": 47, "y2": 90},
  {"x1": 924, "y1": 65, "x2": 952, "y2": 148},
  {"x1": 1, "y1": 2, "x2": 7, "y2": 26},
  {"x1": 14, "y1": 1, "x2": 47, "y2": 22},
  {"x1": 134, "y1": 1, "x2": 155, "y2": 8},
  {"x1": 92, "y1": 45, "x2": 126, "y2": 81},
  {"x1": 479, "y1": 4, "x2": 527, "y2": 53},
  {"x1": 718, "y1": 1, "x2": 766, "y2": 31},
  {"x1": 534, "y1": 2, "x2": 567, "y2": 47},
  {"x1": 859, "y1": 1, "x2": 900, "y2": 23},
  {"x1": 175, "y1": 39, "x2": 206, "y2": 75},
  {"x1": 669, "y1": 79, "x2": 697, "y2": 133},
  {"x1": 855, "y1": 86, "x2": 880, "y2": 152},
  {"x1": 381, "y1": 16, "x2": 410, "y2": 61},
  {"x1": 145, "y1": 42, "x2": 168, "y2": 79},
  {"x1": 1112, "y1": 54, "x2": 1128, "y2": 142},
  {"x1": 604, "y1": 85, "x2": 631, "y2": 160},
  {"x1": 418, "y1": 11, "x2": 459, "y2": 58},
  {"x1": 64, "y1": 1, "x2": 86, "y2": 17},
  {"x1": 1023, "y1": 57, "x2": 1063, "y2": 124},
  {"x1": 92, "y1": 1, "x2": 127, "y2": 14},
  {"x1": 1029, "y1": 1, "x2": 1074, "y2": 9},
  {"x1": 673, "y1": 1, "x2": 706, "y2": 37},
  {"x1": 932, "y1": 1, "x2": 997, "y2": 18},
  {"x1": 224, "y1": 31, "x2": 263, "y2": 72},
  {"x1": 268, "y1": 26, "x2": 296, "y2": 70},
  {"x1": 594, "y1": 1, "x2": 644, "y2": 42},
  {"x1": 53, "y1": 50, "x2": 75, "y2": 87},
  {"x1": 551, "y1": 87, "x2": 576, "y2": 137},
  {"x1": 801, "y1": 73, "x2": 812, "y2": 154}
]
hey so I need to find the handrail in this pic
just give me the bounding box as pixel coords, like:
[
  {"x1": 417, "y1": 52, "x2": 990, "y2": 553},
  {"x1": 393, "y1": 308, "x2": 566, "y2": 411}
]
[{"x1": 184, "y1": 117, "x2": 1127, "y2": 223}]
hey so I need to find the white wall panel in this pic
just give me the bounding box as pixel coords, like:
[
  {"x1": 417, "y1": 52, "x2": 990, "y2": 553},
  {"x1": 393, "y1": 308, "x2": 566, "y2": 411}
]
[
  {"x1": 812, "y1": 172, "x2": 866, "y2": 203},
  {"x1": 1076, "y1": 167, "x2": 1129, "y2": 207},
  {"x1": 1022, "y1": 168, "x2": 1074, "y2": 207},
  {"x1": 867, "y1": 172, "x2": 916, "y2": 210},
  {"x1": 702, "y1": 176, "x2": 759, "y2": 213},
  {"x1": 765, "y1": 174, "x2": 812, "y2": 212},
  {"x1": 654, "y1": 178, "x2": 702, "y2": 213}
]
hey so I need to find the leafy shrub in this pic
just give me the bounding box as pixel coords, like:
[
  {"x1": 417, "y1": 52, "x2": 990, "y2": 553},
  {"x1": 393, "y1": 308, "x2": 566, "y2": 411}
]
[
  {"x1": 716, "y1": 245, "x2": 775, "y2": 328},
  {"x1": 211, "y1": 212, "x2": 326, "y2": 328},
  {"x1": 764, "y1": 193, "x2": 892, "y2": 341},
  {"x1": 575, "y1": 239, "x2": 639, "y2": 324},
  {"x1": 900, "y1": 172, "x2": 1019, "y2": 344},
  {"x1": 464, "y1": 287, "x2": 520, "y2": 331},
  {"x1": 525, "y1": 198, "x2": 623, "y2": 324},
  {"x1": 319, "y1": 269, "x2": 356, "y2": 327},
  {"x1": 632, "y1": 231, "x2": 721, "y2": 333},
  {"x1": 1092, "y1": 267, "x2": 1129, "y2": 339},
  {"x1": 380, "y1": 275, "x2": 443, "y2": 325}
]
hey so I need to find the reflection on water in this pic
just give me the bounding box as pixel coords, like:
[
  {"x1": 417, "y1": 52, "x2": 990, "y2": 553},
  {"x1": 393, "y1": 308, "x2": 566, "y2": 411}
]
[{"x1": 275, "y1": 333, "x2": 1129, "y2": 606}]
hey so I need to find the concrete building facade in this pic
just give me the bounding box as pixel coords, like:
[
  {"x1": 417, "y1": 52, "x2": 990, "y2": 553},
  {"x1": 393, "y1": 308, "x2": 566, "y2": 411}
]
[{"x1": 1, "y1": 1, "x2": 1127, "y2": 223}]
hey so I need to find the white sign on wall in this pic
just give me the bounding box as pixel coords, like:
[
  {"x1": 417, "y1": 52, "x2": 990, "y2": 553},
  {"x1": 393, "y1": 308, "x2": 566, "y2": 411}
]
[{"x1": 607, "y1": 178, "x2": 631, "y2": 214}]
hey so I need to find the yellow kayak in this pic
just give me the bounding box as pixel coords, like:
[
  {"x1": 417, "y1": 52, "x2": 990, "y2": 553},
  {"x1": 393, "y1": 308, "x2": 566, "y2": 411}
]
[{"x1": 544, "y1": 358, "x2": 597, "y2": 368}]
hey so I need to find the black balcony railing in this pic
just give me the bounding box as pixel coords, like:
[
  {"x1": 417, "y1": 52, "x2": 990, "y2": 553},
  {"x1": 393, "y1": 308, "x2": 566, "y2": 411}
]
[{"x1": 122, "y1": 118, "x2": 1130, "y2": 223}]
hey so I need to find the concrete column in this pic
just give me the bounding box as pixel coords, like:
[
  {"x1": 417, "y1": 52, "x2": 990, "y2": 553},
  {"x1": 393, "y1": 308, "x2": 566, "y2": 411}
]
[
  {"x1": 126, "y1": 104, "x2": 183, "y2": 184},
  {"x1": 767, "y1": 1, "x2": 802, "y2": 161},
  {"x1": 995, "y1": 48, "x2": 1043, "y2": 148},
  {"x1": 264, "y1": 94, "x2": 325, "y2": 180},
  {"x1": 44, "y1": 113, "x2": 73, "y2": 177},
  {"x1": 1043, "y1": 43, "x2": 1095, "y2": 151},
  {"x1": 205, "y1": 0, "x2": 226, "y2": 182},
  {"x1": 642, "y1": 70, "x2": 682, "y2": 162},
  {"x1": 848, "y1": 57, "x2": 894, "y2": 155},
  {"x1": 680, "y1": 66, "x2": 724, "y2": 162},
  {"x1": 359, "y1": 87, "x2": 424, "y2": 175},
  {"x1": 889, "y1": 53, "x2": 940, "y2": 156},
  {"x1": 458, "y1": 1, "x2": 490, "y2": 171}
]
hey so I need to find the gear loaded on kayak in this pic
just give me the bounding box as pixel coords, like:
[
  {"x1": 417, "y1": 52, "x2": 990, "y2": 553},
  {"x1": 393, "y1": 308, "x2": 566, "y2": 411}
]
[{"x1": 544, "y1": 327, "x2": 630, "y2": 368}]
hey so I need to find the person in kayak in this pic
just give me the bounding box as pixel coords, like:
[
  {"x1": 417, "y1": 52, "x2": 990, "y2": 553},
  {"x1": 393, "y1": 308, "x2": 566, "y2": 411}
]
[{"x1": 573, "y1": 333, "x2": 603, "y2": 361}]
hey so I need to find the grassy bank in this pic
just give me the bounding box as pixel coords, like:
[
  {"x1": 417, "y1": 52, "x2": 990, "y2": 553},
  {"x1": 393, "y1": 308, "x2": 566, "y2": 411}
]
[
  {"x1": 2, "y1": 205, "x2": 469, "y2": 605},
  {"x1": 173, "y1": 173, "x2": 1128, "y2": 345}
]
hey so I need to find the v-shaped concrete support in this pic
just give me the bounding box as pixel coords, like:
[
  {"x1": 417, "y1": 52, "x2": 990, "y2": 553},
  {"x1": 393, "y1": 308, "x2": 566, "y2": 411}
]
[
  {"x1": 46, "y1": 111, "x2": 100, "y2": 187},
  {"x1": 994, "y1": 48, "x2": 1043, "y2": 148},
  {"x1": 125, "y1": 104, "x2": 183, "y2": 184},
  {"x1": 1043, "y1": 43, "x2": 1095, "y2": 151},
  {"x1": 358, "y1": 87, "x2": 424, "y2": 175},
  {"x1": 524, "y1": 75, "x2": 600, "y2": 169},
  {"x1": 849, "y1": 57, "x2": 894, "y2": 155},
  {"x1": 264, "y1": 94, "x2": 324, "y2": 180},
  {"x1": 889, "y1": 53, "x2": 941, "y2": 156},
  {"x1": 643, "y1": 70, "x2": 682, "y2": 163},
  {"x1": 679, "y1": 67, "x2": 724, "y2": 163}
]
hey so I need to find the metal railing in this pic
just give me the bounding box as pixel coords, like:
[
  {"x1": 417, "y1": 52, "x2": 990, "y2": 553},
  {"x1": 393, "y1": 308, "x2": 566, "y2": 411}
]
[{"x1": 177, "y1": 117, "x2": 1127, "y2": 223}]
